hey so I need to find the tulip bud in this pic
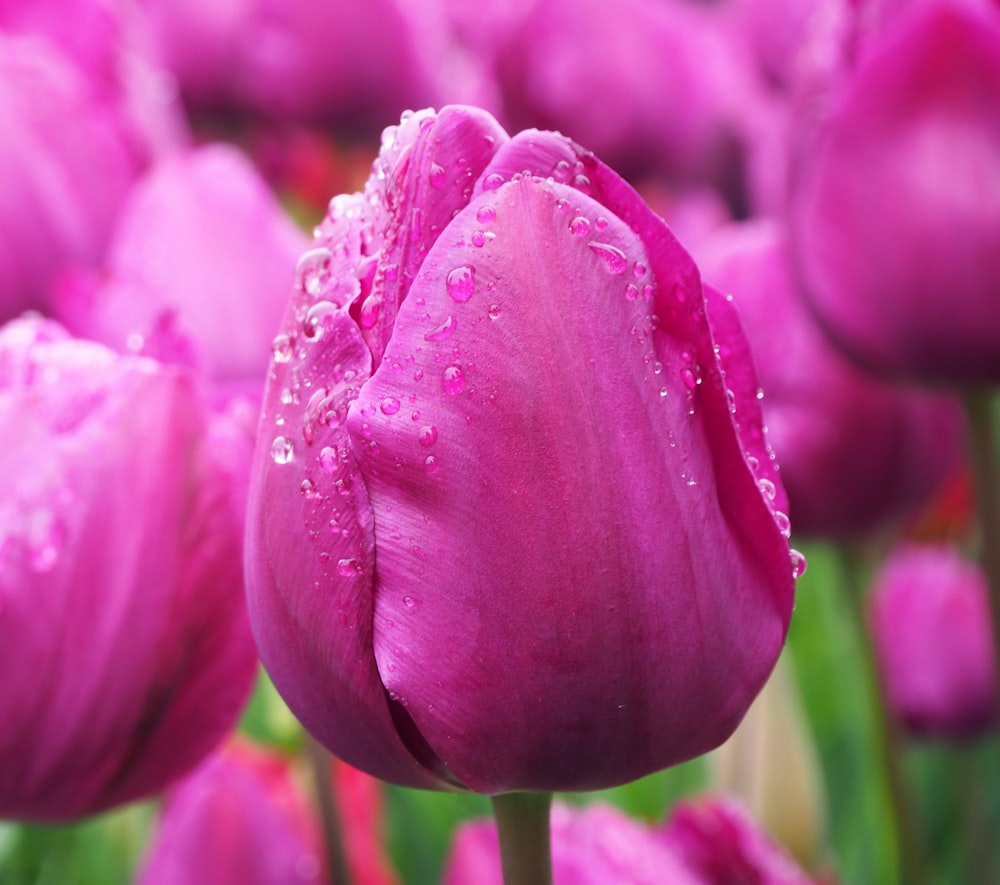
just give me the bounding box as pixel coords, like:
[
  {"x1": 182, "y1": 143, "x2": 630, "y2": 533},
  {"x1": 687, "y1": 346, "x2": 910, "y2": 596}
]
[
  {"x1": 789, "y1": 0, "x2": 1000, "y2": 385},
  {"x1": 0, "y1": 316, "x2": 258, "y2": 821},
  {"x1": 245, "y1": 106, "x2": 798, "y2": 795},
  {"x1": 869, "y1": 543, "x2": 998, "y2": 739}
]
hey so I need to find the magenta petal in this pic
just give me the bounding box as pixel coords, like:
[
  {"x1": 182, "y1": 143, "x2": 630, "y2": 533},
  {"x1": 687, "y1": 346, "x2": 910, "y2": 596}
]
[
  {"x1": 349, "y1": 176, "x2": 793, "y2": 793},
  {"x1": 245, "y1": 194, "x2": 451, "y2": 790}
]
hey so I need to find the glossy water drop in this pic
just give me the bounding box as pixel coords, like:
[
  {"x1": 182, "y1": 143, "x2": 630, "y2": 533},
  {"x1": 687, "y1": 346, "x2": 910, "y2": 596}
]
[
  {"x1": 424, "y1": 314, "x2": 457, "y2": 341},
  {"x1": 380, "y1": 396, "x2": 401, "y2": 415},
  {"x1": 303, "y1": 301, "x2": 339, "y2": 339},
  {"x1": 295, "y1": 247, "x2": 333, "y2": 297},
  {"x1": 569, "y1": 216, "x2": 591, "y2": 237},
  {"x1": 442, "y1": 365, "x2": 465, "y2": 395},
  {"x1": 471, "y1": 230, "x2": 486, "y2": 247},
  {"x1": 625, "y1": 283, "x2": 638, "y2": 301},
  {"x1": 758, "y1": 477, "x2": 777, "y2": 502},
  {"x1": 319, "y1": 446, "x2": 338, "y2": 474},
  {"x1": 476, "y1": 206, "x2": 496, "y2": 224},
  {"x1": 429, "y1": 162, "x2": 446, "y2": 188},
  {"x1": 423, "y1": 454, "x2": 441, "y2": 475},
  {"x1": 588, "y1": 242, "x2": 627, "y2": 274},
  {"x1": 483, "y1": 173, "x2": 505, "y2": 190},
  {"x1": 337, "y1": 557, "x2": 362, "y2": 577},
  {"x1": 633, "y1": 262, "x2": 647, "y2": 278},
  {"x1": 488, "y1": 303, "x2": 501, "y2": 319},
  {"x1": 403, "y1": 595, "x2": 416, "y2": 608},
  {"x1": 418, "y1": 425, "x2": 438, "y2": 447},
  {"x1": 271, "y1": 333, "x2": 294, "y2": 363},
  {"x1": 446, "y1": 265, "x2": 476, "y2": 302},
  {"x1": 790, "y1": 549, "x2": 808, "y2": 579},
  {"x1": 271, "y1": 436, "x2": 294, "y2": 464},
  {"x1": 774, "y1": 510, "x2": 792, "y2": 538},
  {"x1": 300, "y1": 478, "x2": 318, "y2": 498},
  {"x1": 359, "y1": 293, "x2": 381, "y2": 329}
]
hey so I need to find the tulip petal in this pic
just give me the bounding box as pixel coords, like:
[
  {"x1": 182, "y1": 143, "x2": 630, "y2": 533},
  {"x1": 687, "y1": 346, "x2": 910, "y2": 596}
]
[{"x1": 350, "y1": 175, "x2": 793, "y2": 793}]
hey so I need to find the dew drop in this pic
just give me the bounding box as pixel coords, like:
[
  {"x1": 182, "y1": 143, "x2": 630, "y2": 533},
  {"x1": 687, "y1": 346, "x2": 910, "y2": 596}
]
[
  {"x1": 303, "y1": 301, "x2": 339, "y2": 339},
  {"x1": 471, "y1": 230, "x2": 486, "y2": 247},
  {"x1": 569, "y1": 216, "x2": 591, "y2": 237},
  {"x1": 790, "y1": 549, "x2": 808, "y2": 579},
  {"x1": 271, "y1": 436, "x2": 294, "y2": 464},
  {"x1": 295, "y1": 247, "x2": 333, "y2": 297},
  {"x1": 483, "y1": 173, "x2": 505, "y2": 190},
  {"x1": 380, "y1": 396, "x2": 401, "y2": 415},
  {"x1": 476, "y1": 206, "x2": 496, "y2": 224},
  {"x1": 625, "y1": 283, "x2": 638, "y2": 301},
  {"x1": 429, "y1": 162, "x2": 446, "y2": 188},
  {"x1": 588, "y1": 242, "x2": 628, "y2": 274},
  {"x1": 488, "y1": 303, "x2": 501, "y2": 320},
  {"x1": 359, "y1": 294, "x2": 381, "y2": 329},
  {"x1": 774, "y1": 510, "x2": 791, "y2": 538},
  {"x1": 300, "y1": 478, "x2": 317, "y2": 498},
  {"x1": 423, "y1": 454, "x2": 441, "y2": 475},
  {"x1": 319, "y1": 446, "x2": 338, "y2": 474},
  {"x1": 633, "y1": 262, "x2": 647, "y2": 278},
  {"x1": 758, "y1": 478, "x2": 777, "y2": 502},
  {"x1": 424, "y1": 314, "x2": 457, "y2": 341},
  {"x1": 418, "y1": 425, "x2": 438, "y2": 447},
  {"x1": 271, "y1": 333, "x2": 294, "y2": 364},
  {"x1": 337, "y1": 557, "x2": 363, "y2": 577},
  {"x1": 403, "y1": 595, "x2": 415, "y2": 608},
  {"x1": 442, "y1": 365, "x2": 465, "y2": 395},
  {"x1": 446, "y1": 265, "x2": 476, "y2": 303}
]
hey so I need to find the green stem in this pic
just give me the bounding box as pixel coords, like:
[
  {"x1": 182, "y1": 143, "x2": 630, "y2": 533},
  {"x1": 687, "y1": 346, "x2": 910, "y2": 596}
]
[
  {"x1": 305, "y1": 733, "x2": 351, "y2": 885},
  {"x1": 963, "y1": 391, "x2": 1000, "y2": 713},
  {"x1": 838, "y1": 547, "x2": 928, "y2": 885},
  {"x1": 490, "y1": 792, "x2": 553, "y2": 885}
]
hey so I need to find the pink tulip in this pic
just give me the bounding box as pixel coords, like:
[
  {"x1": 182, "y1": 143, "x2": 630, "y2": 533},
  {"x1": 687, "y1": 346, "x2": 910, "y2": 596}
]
[
  {"x1": 245, "y1": 106, "x2": 798, "y2": 794},
  {"x1": 789, "y1": 0, "x2": 1000, "y2": 385},
  {"x1": 697, "y1": 218, "x2": 964, "y2": 539},
  {"x1": 0, "y1": 35, "x2": 142, "y2": 320},
  {"x1": 444, "y1": 802, "x2": 701, "y2": 885},
  {"x1": 660, "y1": 794, "x2": 820, "y2": 884},
  {"x1": 137, "y1": 740, "x2": 324, "y2": 885},
  {"x1": 55, "y1": 143, "x2": 308, "y2": 387},
  {"x1": 0, "y1": 316, "x2": 258, "y2": 821},
  {"x1": 137, "y1": 0, "x2": 442, "y2": 130},
  {"x1": 869, "y1": 544, "x2": 998, "y2": 739}
]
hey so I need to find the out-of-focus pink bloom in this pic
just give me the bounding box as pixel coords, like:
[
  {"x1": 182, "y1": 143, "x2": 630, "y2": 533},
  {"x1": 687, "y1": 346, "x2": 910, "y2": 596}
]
[
  {"x1": 660, "y1": 794, "x2": 820, "y2": 885},
  {"x1": 0, "y1": 316, "x2": 258, "y2": 821},
  {"x1": 137, "y1": 739, "x2": 323, "y2": 885},
  {"x1": 789, "y1": 0, "x2": 1000, "y2": 385},
  {"x1": 444, "y1": 802, "x2": 701, "y2": 885},
  {"x1": 55, "y1": 143, "x2": 308, "y2": 388},
  {"x1": 0, "y1": 36, "x2": 141, "y2": 320},
  {"x1": 697, "y1": 218, "x2": 964, "y2": 539},
  {"x1": 245, "y1": 105, "x2": 797, "y2": 794},
  {"x1": 444, "y1": 0, "x2": 767, "y2": 199},
  {"x1": 869, "y1": 544, "x2": 998, "y2": 739},
  {"x1": 331, "y1": 759, "x2": 401, "y2": 885},
  {"x1": 137, "y1": 0, "x2": 442, "y2": 131}
]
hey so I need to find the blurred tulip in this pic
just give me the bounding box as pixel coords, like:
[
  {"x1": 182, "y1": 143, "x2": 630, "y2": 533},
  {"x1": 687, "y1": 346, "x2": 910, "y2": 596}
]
[
  {"x1": 869, "y1": 543, "x2": 998, "y2": 739},
  {"x1": 697, "y1": 218, "x2": 964, "y2": 539},
  {"x1": 137, "y1": 0, "x2": 442, "y2": 132},
  {"x1": 444, "y1": 801, "x2": 700, "y2": 885},
  {"x1": 54, "y1": 143, "x2": 308, "y2": 389},
  {"x1": 245, "y1": 105, "x2": 798, "y2": 794},
  {"x1": 712, "y1": 658, "x2": 827, "y2": 868},
  {"x1": 0, "y1": 35, "x2": 142, "y2": 320},
  {"x1": 660, "y1": 794, "x2": 820, "y2": 884},
  {"x1": 137, "y1": 740, "x2": 324, "y2": 885},
  {"x1": 0, "y1": 316, "x2": 258, "y2": 821},
  {"x1": 789, "y1": 0, "x2": 1000, "y2": 385}
]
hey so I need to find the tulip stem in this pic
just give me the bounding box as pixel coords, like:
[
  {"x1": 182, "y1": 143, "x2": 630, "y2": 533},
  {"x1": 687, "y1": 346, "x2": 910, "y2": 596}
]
[
  {"x1": 491, "y1": 792, "x2": 553, "y2": 885},
  {"x1": 963, "y1": 390, "x2": 1000, "y2": 713},
  {"x1": 305, "y1": 733, "x2": 352, "y2": 885}
]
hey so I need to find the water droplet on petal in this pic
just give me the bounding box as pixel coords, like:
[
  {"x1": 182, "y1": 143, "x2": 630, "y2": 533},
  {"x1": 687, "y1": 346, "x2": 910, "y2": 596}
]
[
  {"x1": 588, "y1": 242, "x2": 628, "y2": 274},
  {"x1": 303, "y1": 301, "x2": 339, "y2": 339},
  {"x1": 442, "y1": 365, "x2": 465, "y2": 395},
  {"x1": 758, "y1": 478, "x2": 777, "y2": 502},
  {"x1": 476, "y1": 206, "x2": 496, "y2": 224},
  {"x1": 446, "y1": 265, "x2": 476, "y2": 303},
  {"x1": 569, "y1": 216, "x2": 591, "y2": 237},
  {"x1": 625, "y1": 284, "x2": 638, "y2": 301},
  {"x1": 272, "y1": 333, "x2": 294, "y2": 363},
  {"x1": 319, "y1": 446, "x2": 338, "y2": 474},
  {"x1": 429, "y1": 162, "x2": 446, "y2": 188},
  {"x1": 423, "y1": 454, "x2": 441, "y2": 475},
  {"x1": 488, "y1": 303, "x2": 501, "y2": 319},
  {"x1": 790, "y1": 549, "x2": 808, "y2": 579},
  {"x1": 360, "y1": 294, "x2": 381, "y2": 329},
  {"x1": 774, "y1": 510, "x2": 791, "y2": 538},
  {"x1": 483, "y1": 173, "x2": 505, "y2": 191},
  {"x1": 380, "y1": 396, "x2": 401, "y2": 415},
  {"x1": 403, "y1": 595, "x2": 416, "y2": 608},
  {"x1": 424, "y1": 315, "x2": 457, "y2": 341},
  {"x1": 418, "y1": 425, "x2": 438, "y2": 446},
  {"x1": 271, "y1": 436, "x2": 294, "y2": 464},
  {"x1": 295, "y1": 247, "x2": 333, "y2": 297},
  {"x1": 337, "y1": 557, "x2": 363, "y2": 577}
]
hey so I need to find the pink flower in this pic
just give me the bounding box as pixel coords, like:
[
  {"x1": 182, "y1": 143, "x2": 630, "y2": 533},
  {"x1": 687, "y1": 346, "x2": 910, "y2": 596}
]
[
  {"x1": 0, "y1": 316, "x2": 258, "y2": 821},
  {"x1": 245, "y1": 106, "x2": 797, "y2": 794},
  {"x1": 660, "y1": 794, "x2": 820, "y2": 884},
  {"x1": 869, "y1": 544, "x2": 998, "y2": 739},
  {"x1": 789, "y1": 0, "x2": 1000, "y2": 385},
  {"x1": 55, "y1": 143, "x2": 308, "y2": 388},
  {"x1": 696, "y1": 218, "x2": 964, "y2": 539},
  {"x1": 137, "y1": 740, "x2": 324, "y2": 885},
  {"x1": 0, "y1": 35, "x2": 142, "y2": 320},
  {"x1": 444, "y1": 802, "x2": 700, "y2": 885}
]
